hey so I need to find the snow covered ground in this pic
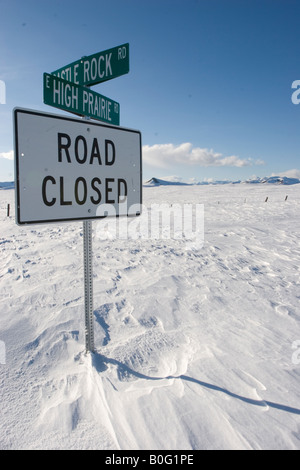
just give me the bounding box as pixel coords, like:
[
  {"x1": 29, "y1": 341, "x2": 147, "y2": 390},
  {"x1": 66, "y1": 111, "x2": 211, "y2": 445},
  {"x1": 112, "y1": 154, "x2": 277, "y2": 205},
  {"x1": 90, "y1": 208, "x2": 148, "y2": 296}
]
[{"x1": 0, "y1": 183, "x2": 299, "y2": 450}]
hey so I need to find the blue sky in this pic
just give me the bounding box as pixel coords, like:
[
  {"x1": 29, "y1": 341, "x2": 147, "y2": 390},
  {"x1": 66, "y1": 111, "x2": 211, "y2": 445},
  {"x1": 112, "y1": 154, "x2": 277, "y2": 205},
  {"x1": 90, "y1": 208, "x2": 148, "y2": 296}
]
[{"x1": 1, "y1": 0, "x2": 300, "y2": 182}]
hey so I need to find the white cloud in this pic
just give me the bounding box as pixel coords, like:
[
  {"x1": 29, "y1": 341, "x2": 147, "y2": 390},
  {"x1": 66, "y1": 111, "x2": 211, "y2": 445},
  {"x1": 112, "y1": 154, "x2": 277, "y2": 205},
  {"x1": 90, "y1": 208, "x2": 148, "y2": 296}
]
[
  {"x1": 142, "y1": 143, "x2": 263, "y2": 169},
  {"x1": 272, "y1": 169, "x2": 300, "y2": 179},
  {"x1": 0, "y1": 150, "x2": 14, "y2": 160}
]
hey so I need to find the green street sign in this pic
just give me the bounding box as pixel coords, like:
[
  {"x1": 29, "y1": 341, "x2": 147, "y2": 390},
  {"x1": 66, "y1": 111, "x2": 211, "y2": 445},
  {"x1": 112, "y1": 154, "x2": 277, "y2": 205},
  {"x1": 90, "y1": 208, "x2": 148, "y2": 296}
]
[
  {"x1": 43, "y1": 73, "x2": 120, "y2": 126},
  {"x1": 51, "y1": 43, "x2": 129, "y2": 87}
]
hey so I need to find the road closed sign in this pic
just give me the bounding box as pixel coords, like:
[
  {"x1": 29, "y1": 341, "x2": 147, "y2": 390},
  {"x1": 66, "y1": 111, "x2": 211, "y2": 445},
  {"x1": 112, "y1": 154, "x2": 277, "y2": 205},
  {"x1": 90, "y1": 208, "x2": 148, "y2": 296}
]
[{"x1": 14, "y1": 108, "x2": 142, "y2": 225}]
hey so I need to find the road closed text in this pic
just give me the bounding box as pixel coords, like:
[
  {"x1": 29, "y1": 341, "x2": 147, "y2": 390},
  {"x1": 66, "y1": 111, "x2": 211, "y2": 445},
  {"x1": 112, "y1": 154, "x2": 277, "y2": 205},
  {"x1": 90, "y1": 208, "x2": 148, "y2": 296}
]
[
  {"x1": 14, "y1": 108, "x2": 141, "y2": 224},
  {"x1": 41, "y1": 132, "x2": 128, "y2": 207}
]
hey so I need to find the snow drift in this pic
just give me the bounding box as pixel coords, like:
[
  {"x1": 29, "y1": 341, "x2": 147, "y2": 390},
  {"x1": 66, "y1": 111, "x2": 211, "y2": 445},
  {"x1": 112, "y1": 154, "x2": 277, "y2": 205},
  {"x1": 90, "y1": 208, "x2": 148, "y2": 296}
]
[{"x1": 0, "y1": 183, "x2": 299, "y2": 450}]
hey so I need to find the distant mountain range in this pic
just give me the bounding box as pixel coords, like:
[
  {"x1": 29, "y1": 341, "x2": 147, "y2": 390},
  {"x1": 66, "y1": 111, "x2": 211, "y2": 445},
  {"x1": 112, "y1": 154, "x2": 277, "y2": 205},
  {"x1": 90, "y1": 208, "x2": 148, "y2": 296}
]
[
  {"x1": 1, "y1": 176, "x2": 300, "y2": 191},
  {"x1": 0, "y1": 181, "x2": 14, "y2": 189},
  {"x1": 144, "y1": 177, "x2": 190, "y2": 186},
  {"x1": 144, "y1": 176, "x2": 300, "y2": 186}
]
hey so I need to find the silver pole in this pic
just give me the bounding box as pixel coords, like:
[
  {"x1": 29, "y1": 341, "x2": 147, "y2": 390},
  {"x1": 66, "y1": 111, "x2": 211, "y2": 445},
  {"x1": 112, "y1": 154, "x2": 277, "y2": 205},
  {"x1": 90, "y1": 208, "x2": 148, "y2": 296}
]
[
  {"x1": 83, "y1": 219, "x2": 94, "y2": 353},
  {"x1": 82, "y1": 109, "x2": 94, "y2": 353}
]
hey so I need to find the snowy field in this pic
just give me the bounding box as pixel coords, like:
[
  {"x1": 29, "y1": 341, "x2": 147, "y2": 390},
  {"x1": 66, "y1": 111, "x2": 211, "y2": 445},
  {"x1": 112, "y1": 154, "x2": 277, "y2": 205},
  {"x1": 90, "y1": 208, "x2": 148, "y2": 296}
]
[{"x1": 0, "y1": 183, "x2": 299, "y2": 450}]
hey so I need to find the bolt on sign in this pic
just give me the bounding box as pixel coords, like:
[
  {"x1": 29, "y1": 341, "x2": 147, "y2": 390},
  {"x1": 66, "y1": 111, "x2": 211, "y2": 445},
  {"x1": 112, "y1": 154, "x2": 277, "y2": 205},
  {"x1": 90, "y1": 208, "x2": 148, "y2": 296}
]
[{"x1": 14, "y1": 108, "x2": 142, "y2": 225}]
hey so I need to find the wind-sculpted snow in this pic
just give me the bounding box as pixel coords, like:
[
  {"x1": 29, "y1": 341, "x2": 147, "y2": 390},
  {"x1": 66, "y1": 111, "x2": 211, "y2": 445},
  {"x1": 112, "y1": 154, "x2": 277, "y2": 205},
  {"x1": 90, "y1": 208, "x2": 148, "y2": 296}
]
[{"x1": 0, "y1": 183, "x2": 299, "y2": 449}]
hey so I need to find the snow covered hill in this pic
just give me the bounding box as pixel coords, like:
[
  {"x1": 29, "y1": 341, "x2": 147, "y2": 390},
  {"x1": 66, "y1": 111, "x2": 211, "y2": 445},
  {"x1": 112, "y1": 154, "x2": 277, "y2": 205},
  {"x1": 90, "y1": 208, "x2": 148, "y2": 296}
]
[
  {"x1": 0, "y1": 182, "x2": 14, "y2": 190},
  {"x1": 245, "y1": 176, "x2": 300, "y2": 185},
  {"x1": 0, "y1": 183, "x2": 299, "y2": 449},
  {"x1": 2, "y1": 175, "x2": 300, "y2": 190},
  {"x1": 144, "y1": 177, "x2": 190, "y2": 186},
  {"x1": 143, "y1": 176, "x2": 300, "y2": 186}
]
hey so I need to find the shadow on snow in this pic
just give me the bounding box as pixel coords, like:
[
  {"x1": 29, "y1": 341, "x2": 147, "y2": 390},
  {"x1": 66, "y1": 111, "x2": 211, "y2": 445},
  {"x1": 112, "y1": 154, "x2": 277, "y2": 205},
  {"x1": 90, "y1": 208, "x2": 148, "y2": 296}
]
[{"x1": 91, "y1": 352, "x2": 300, "y2": 416}]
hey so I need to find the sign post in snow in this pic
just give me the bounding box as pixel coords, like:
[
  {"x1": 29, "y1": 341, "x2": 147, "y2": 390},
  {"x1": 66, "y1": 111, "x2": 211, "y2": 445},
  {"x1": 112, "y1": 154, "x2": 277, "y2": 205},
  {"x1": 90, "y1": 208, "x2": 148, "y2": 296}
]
[
  {"x1": 43, "y1": 43, "x2": 130, "y2": 352},
  {"x1": 14, "y1": 43, "x2": 138, "y2": 354},
  {"x1": 83, "y1": 218, "x2": 94, "y2": 353}
]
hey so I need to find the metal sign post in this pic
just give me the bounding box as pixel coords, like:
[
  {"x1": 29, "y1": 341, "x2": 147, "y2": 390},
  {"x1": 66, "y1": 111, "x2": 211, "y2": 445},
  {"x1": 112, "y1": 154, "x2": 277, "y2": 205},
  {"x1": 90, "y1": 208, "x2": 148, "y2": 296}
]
[
  {"x1": 83, "y1": 219, "x2": 94, "y2": 353},
  {"x1": 82, "y1": 112, "x2": 94, "y2": 354}
]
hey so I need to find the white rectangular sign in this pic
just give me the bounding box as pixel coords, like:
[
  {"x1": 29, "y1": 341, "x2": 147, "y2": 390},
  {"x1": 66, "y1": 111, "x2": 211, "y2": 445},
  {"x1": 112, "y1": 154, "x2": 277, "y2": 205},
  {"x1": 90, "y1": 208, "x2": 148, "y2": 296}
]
[{"x1": 14, "y1": 108, "x2": 142, "y2": 225}]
